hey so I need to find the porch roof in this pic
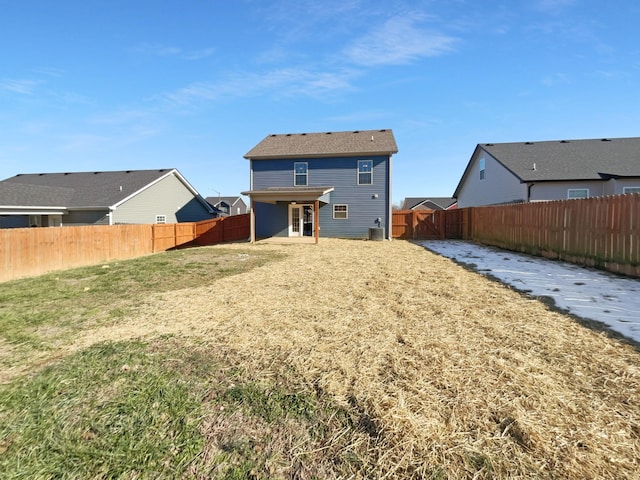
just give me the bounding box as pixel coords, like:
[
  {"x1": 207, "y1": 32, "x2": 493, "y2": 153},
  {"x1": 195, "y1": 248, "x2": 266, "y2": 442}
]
[{"x1": 241, "y1": 186, "x2": 334, "y2": 204}]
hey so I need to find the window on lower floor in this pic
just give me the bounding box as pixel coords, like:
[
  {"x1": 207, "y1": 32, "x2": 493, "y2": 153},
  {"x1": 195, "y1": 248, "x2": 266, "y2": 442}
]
[
  {"x1": 155, "y1": 215, "x2": 167, "y2": 224},
  {"x1": 567, "y1": 188, "x2": 589, "y2": 199},
  {"x1": 623, "y1": 186, "x2": 640, "y2": 194},
  {"x1": 333, "y1": 204, "x2": 348, "y2": 219}
]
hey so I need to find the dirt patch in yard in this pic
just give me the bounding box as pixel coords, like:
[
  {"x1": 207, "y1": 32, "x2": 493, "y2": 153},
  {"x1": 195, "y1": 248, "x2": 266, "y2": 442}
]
[{"x1": 68, "y1": 239, "x2": 640, "y2": 478}]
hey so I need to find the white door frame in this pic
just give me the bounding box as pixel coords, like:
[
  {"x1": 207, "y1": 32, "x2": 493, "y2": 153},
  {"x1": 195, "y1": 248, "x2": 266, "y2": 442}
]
[{"x1": 288, "y1": 203, "x2": 313, "y2": 237}]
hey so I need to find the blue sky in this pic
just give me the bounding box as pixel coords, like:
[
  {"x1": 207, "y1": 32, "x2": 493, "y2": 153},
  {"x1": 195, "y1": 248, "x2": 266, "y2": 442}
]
[{"x1": 2, "y1": 0, "x2": 639, "y2": 205}]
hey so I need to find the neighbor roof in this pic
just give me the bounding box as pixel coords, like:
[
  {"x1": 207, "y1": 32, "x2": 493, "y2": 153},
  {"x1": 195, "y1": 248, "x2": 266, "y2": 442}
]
[
  {"x1": 206, "y1": 196, "x2": 245, "y2": 207},
  {"x1": 402, "y1": 197, "x2": 457, "y2": 210},
  {"x1": 453, "y1": 136, "x2": 640, "y2": 198},
  {"x1": 0, "y1": 168, "x2": 199, "y2": 209},
  {"x1": 244, "y1": 129, "x2": 398, "y2": 159},
  {"x1": 481, "y1": 137, "x2": 640, "y2": 182}
]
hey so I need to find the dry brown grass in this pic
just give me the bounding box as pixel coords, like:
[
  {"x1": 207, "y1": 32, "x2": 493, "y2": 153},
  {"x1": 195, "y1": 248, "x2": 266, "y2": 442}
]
[{"x1": 63, "y1": 239, "x2": 640, "y2": 478}]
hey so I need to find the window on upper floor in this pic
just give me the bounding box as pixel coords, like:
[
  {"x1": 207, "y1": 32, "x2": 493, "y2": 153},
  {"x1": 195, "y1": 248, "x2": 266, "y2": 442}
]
[
  {"x1": 358, "y1": 160, "x2": 373, "y2": 185},
  {"x1": 623, "y1": 186, "x2": 640, "y2": 194},
  {"x1": 294, "y1": 162, "x2": 308, "y2": 186},
  {"x1": 479, "y1": 157, "x2": 486, "y2": 180},
  {"x1": 567, "y1": 188, "x2": 589, "y2": 199},
  {"x1": 156, "y1": 215, "x2": 167, "y2": 224}
]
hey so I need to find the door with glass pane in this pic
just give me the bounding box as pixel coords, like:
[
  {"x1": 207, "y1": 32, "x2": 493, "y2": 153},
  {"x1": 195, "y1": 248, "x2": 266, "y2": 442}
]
[{"x1": 288, "y1": 204, "x2": 313, "y2": 237}]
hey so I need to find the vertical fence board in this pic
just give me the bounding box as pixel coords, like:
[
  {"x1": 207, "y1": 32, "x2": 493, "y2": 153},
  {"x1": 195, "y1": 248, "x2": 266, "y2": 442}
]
[{"x1": 462, "y1": 194, "x2": 640, "y2": 277}]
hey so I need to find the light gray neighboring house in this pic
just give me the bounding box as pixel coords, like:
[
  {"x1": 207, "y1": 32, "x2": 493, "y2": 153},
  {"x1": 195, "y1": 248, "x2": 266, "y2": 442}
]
[
  {"x1": 205, "y1": 196, "x2": 248, "y2": 216},
  {"x1": 242, "y1": 129, "x2": 398, "y2": 241},
  {"x1": 453, "y1": 137, "x2": 640, "y2": 208},
  {"x1": 0, "y1": 168, "x2": 216, "y2": 228},
  {"x1": 402, "y1": 197, "x2": 457, "y2": 210}
]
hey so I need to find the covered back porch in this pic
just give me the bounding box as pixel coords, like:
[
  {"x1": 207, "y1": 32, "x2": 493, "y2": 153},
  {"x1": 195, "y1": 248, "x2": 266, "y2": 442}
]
[{"x1": 241, "y1": 186, "x2": 334, "y2": 244}]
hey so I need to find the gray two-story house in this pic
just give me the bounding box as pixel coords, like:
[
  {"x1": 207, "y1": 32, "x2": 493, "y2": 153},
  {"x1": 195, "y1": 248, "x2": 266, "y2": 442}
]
[
  {"x1": 242, "y1": 129, "x2": 398, "y2": 242},
  {"x1": 454, "y1": 137, "x2": 640, "y2": 208}
]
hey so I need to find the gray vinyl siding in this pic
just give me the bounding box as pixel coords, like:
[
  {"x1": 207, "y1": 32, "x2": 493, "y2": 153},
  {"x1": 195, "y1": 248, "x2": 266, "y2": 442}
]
[
  {"x1": 457, "y1": 151, "x2": 527, "y2": 208},
  {"x1": 529, "y1": 181, "x2": 605, "y2": 200},
  {"x1": 112, "y1": 173, "x2": 212, "y2": 224},
  {"x1": 254, "y1": 202, "x2": 289, "y2": 238},
  {"x1": 252, "y1": 155, "x2": 390, "y2": 238}
]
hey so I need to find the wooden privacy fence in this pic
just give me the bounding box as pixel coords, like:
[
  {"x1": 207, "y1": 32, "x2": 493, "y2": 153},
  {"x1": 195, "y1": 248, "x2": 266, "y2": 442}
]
[
  {"x1": 0, "y1": 214, "x2": 250, "y2": 283},
  {"x1": 392, "y1": 210, "x2": 444, "y2": 239},
  {"x1": 392, "y1": 209, "x2": 469, "y2": 239},
  {"x1": 469, "y1": 195, "x2": 640, "y2": 277}
]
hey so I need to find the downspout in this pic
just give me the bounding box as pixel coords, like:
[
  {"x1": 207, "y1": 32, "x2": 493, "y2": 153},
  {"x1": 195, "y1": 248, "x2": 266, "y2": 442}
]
[
  {"x1": 249, "y1": 160, "x2": 255, "y2": 243},
  {"x1": 387, "y1": 153, "x2": 393, "y2": 240},
  {"x1": 527, "y1": 183, "x2": 535, "y2": 202}
]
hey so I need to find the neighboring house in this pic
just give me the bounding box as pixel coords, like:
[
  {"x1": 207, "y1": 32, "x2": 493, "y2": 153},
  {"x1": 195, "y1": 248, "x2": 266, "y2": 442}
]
[
  {"x1": 453, "y1": 137, "x2": 640, "y2": 208},
  {"x1": 402, "y1": 197, "x2": 457, "y2": 211},
  {"x1": 242, "y1": 129, "x2": 398, "y2": 242},
  {"x1": 0, "y1": 168, "x2": 216, "y2": 228},
  {"x1": 205, "y1": 196, "x2": 248, "y2": 216}
]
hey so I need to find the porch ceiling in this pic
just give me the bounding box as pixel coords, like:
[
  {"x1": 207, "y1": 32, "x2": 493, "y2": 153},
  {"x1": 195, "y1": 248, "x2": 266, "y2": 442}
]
[{"x1": 241, "y1": 186, "x2": 334, "y2": 204}]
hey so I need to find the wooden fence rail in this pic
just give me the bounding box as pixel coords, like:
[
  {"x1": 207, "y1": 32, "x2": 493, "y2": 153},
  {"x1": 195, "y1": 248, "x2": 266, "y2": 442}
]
[
  {"x1": 0, "y1": 214, "x2": 250, "y2": 283},
  {"x1": 468, "y1": 195, "x2": 640, "y2": 277},
  {"x1": 392, "y1": 195, "x2": 639, "y2": 277}
]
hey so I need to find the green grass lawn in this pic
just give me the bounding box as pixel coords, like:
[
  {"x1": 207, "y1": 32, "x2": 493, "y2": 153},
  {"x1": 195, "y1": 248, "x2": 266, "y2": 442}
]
[{"x1": 0, "y1": 246, "x2": 370, "y2": 479}]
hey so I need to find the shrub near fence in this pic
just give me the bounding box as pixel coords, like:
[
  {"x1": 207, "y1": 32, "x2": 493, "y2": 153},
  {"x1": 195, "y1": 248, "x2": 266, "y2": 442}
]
[
  {"x1": 469, "y1": 194, "x2": 640, "y2": 278},
  {"x1": 0, "y1": 214, "x2": 251, "y2": 283}
]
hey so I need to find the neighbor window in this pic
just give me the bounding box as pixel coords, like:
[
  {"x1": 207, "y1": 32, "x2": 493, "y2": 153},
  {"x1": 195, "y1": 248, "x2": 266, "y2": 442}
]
[
  {"x1": 294, "y1": 162, "x2": 308, "y2": 186},
  {"x1": 358, "y1": 160, "x2": 373, "y2": 185},
  {"x1": 567, "y1": 189, "x2": 589, "y2": 199},
  {"x1": 333, "y1": 204, "x2": 348, "y2": 219},
  {"x1": 479, "y1": 157, "x2": 486, "y2": 180},
  {"x1": 155, "y1": 215, "x2": 167, "y2": 224},
  {"x1": 623, "y1": 186, "x2": 640, "y2": 194}
]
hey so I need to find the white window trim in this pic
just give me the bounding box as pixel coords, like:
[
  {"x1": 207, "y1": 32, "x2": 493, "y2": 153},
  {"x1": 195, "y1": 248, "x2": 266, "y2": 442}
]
[
  {"x1": 567, "y1": 188, "x2": 589, "y2": 199},
  {"x1": 623, "y1": 186, "x2": 640, "y2": 194},
  {"x1": 333, "y1": 204, "x2": 348, "y2": 219},
  {"x1": 479, "y1": 157, "x2": 486, "y2": 180},
  {"x1": 294, "y1": 162, "x2": 308, "y2": 186},
  {"x1": 357, "y1": 160, "x2": 373, "y2": 185},
  {"x1": 155, "y1": 214, "x2": 167, "y2": 224}
]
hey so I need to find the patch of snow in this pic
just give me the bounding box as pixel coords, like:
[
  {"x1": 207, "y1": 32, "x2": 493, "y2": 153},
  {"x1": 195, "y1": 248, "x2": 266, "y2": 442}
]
[{"x1": 421, "y1": 240, "x2": 640, "y2": 344}]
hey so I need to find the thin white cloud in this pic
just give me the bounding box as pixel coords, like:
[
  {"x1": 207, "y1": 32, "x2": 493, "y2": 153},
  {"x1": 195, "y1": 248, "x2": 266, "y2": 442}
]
[
  {"x1": 542, "y1": 72, "x2": 571, "y2": 86},
  {"x1": 131, "y1": 43, "x2": 215, "y2": 60},
  {"x1": 183, "y1": 48, "x2": 216, "y2": 60},
  {"x1": 132, "y1": 43, "x2": 181, "y2": 56},
  {"x1": 344, "y1": 15, "x2": 457, "y2": 66},
  {"x1": 158, "y1": 67, "x2": 359, "y2": 108},
  {"x1": 534, "y1": 0, "x2": 578, "y2": 14},
  {"x1": 0, "y1": 79, "x2": 42, "y2": 95}
]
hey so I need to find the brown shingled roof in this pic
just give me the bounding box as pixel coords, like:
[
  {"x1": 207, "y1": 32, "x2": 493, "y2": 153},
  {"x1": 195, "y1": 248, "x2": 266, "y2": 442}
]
[{"x1": 244, "y1": 129, "x2": 398, "y2": 159}]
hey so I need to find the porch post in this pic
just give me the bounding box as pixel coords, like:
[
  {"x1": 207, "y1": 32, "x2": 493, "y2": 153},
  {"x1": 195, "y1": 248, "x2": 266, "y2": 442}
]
[
  {"x1": 314, "y1": 199, "x2": 320, "y2": 244},
  {"x1": 250, "y1": 199, "x2": 256, "y2": 243}
]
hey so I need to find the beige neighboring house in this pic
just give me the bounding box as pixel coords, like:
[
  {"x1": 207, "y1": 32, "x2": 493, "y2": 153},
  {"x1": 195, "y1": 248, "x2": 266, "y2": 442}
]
[
  {"x1": 0, "y1": 168, "x2": 216, "y2": 228},
  {"x1": 454, "y1": 137, "x2": 640, "y2": 208}
]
